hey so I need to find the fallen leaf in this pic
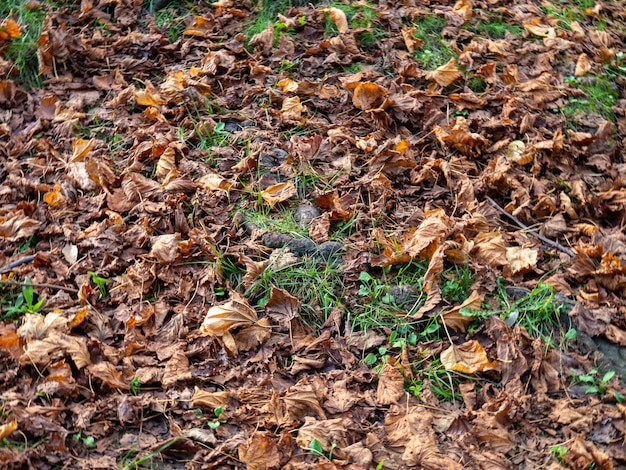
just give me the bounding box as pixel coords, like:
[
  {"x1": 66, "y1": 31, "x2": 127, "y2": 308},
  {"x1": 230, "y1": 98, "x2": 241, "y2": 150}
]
[
  {"x1": 575, "y1": 53, "x2": 591, "y2": 76},
  {"x1": 425, "y1": 59, "x2": 462, "y2": 87},
  {"x1": 376, "y1": 363, "x2": 405, "y2": 405},
  {"x1": 324, "y1": 7, "x2": 349, "y2": 34},
  {"x1": 261, "y1": 181, "x2": 297, "y2": 208},
  {"x1": 506, "y1": 246, "x2": 539, "y2": 275},
  {"x1": 441, "y1": 340, "x2": 499, "y2": 373},
  {"x1": 265, "y1": 286, "x2": 300, "y2": 322},
  {"x1": 352, "y1": 82, "x2": 387, "y2": 110},
  {"x1": 199, "y1": 296, "x2": 257, "y2": 337}
]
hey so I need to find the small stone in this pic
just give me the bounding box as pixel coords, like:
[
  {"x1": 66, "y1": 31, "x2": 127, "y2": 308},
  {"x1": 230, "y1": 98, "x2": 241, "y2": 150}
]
[
  {"x1": 316, "y1": 241, "x2": 344, "y2": 261},
  {"x1": 288, "y1": 238, "x2": 317, "y2": 257},
  {"x1": 223, "y1": 121, "x2": 242, "y2": 133},
  {"x1": 261, "y1": 232, "x2": 294, "y2": 248},
  {"x1": 388, "y1": 285, "x2": 421, "y2": 307},
  {"x1": 294, "y1": 204, "x2": 321, "y2": 227},
  {"x1": 259, "y1": 148, "x2": 288, "y2": 169}
]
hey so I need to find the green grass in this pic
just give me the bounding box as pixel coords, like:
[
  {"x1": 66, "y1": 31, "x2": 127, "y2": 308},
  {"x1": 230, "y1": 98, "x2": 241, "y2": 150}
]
[
  {"x1": 539, "y1": 0, "x2": 597, "y2": 31},
  {"x1": 323, "y1": 1, "x2": 386, "y2": 47},
  {"x1": 241, "y1": 205, "x2": 309, "y2": 237},
  {"x1": 564, "y1": 74, "x2": 620, "y2": 123},
  {"x1": 410, "y1": 15, "x2": 456, "y2": 69},
  {"x1": 246, "y1": 256, "x2": 344, "y2": 328},
  {"x1": 465, "y1": 14, "x2": 523, "y2": 39},
  {"x1": 152, "y1": 0, "x2": 187, "y2": 43}
]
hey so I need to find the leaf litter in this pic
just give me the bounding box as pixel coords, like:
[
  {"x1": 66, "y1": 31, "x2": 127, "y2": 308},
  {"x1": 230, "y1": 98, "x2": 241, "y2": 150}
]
[{"x1": 0, "y1": 0, "x2": 625, "y2": 468}]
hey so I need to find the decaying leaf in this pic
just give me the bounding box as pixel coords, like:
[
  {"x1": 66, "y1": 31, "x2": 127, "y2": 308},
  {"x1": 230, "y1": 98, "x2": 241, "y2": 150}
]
[
  {"x1": 506, "y1": 246, "x2": 539, "y2": 275},
  {"x1": 352, "y1": 82, "x2": 387, "y2": 110},
  {"x1": 376, "y1": 363, "x2": 405, "y2": 405}
]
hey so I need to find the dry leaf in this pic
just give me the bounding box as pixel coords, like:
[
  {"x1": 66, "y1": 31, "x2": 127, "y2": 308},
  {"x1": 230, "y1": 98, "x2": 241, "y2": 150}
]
[
  {"x1": 265, "y1": 286, "x2": 300, "y2": 322},
  {"x1": 506, "y1": 246, "x2": 539, "y2": 275},
  {"x1": 352, "y1": 82, "x2": 387, "y2": 111},
  {"x1": 442, "y1": 290, "x2": 484, "y2": 332},
  {"x1": 401, "y1": 27, "x2": 422, "y2": 53},
  {"x1": 0, "y1": 420, "x2": 17, "y2": 441},
  {"x1": 441, "y1": 340, "x2": 499, "y2": 373},
  {"x1": 324, "y1": 7, "x2": 349, "y2": 34},
  {"x1": 376, "y1": 363, "x2": 405, "y2": 405},
  {"x1": 261, "y1": 181, "x2": 297, "y2": 208},
  {"x1": 279, "y1": 96, "x2": 306, "y2": 121},
  {"x1": 425, "y1": 59, "x2": 462, "y2": 87},
  {"x1": 575, "y1": 53, "x2": 591, "y2": 76},
  {"x1": 199, "y1": 296, "x2": 257, "y2": 337},
  {"x1": 506, "y1": 140, "x2": 532, "y2": 165}
]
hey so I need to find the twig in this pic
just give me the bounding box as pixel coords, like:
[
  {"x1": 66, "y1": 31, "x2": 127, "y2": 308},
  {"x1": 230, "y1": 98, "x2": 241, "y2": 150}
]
[
  {"x1": 0, "y1": 255, "x2": 35, "y2": 274},
  {"x1": 486, "y1": 196, "x2": 576, "y2": 257},
  {"x1": 0, "y1": 280, "x2": 78, "y2": 294}
]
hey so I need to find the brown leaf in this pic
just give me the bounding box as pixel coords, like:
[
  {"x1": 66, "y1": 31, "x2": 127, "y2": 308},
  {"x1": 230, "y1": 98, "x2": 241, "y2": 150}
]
[
  {"x1": 0, "y1": 211, "x2": 40, "y2": 242},
  {"x1": 442, "y1": 290, "x2": 484, "y2": 332},
  {"x1": 401, "y1": 27, "x2": 423, "y2": 53},
  {"x1": 279, "y1": 96, "x2": 306, "y2": 121},
  {"x1": 199, "y1": 295, "x2": 257, "y2": 337},
  {"x1": 471, "y1": 232, "x2": 507, "y2": 267},
  {"x1": 506, "y1": 246, "x2": 539, "y2": 275},
  {"x1": 376, "y1": 363, "x2": 405, "y2": 405},
  {"x1": 87, "y1": 362, "x2": 130, "y2": 390},
  {"x1": 191, "y1": 388, "x2": 230, "y2": 410},
  {"x1": 265, "y1": 286, "x2": 300, "y2": 322},
  {"x1": 441, "y1": 340, "x2": 499, "y2": 373},
  {"x1": 575, "y1": 53, "x2": 592, "y2": 76},
  {"x1": 239, "y1": 432, "x2": 280, "y2": 470}
]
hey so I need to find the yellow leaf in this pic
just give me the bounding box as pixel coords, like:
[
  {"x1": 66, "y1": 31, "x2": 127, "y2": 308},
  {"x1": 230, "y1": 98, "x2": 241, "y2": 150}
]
[
  {"x1": 324, "y1": 7, "x2": 349, "y2": 34},
  {"x1": 0, "y1": 420, "x2": 17, "y2": 441},
  {"x1": 261, "y1": 181, "x2": 297, "y2": 208},
  {"x1": 425, "y1": 59, "x2": 462, "y2": 87},
  {"x1": 441, "y1": 340, "x2": 499, "y2": 373}
]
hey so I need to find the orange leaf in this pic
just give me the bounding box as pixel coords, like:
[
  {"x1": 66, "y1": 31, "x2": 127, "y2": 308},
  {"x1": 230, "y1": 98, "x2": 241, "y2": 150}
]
[
  {"x1": 352, "y1": 82, "x2": 387, "y2": 110},
  {"x1": 0, "y1": 19, "x2": 21, "y2": 42},
  {"x1": 43, "y1": 184, "x2": 67, "y2": 208},
  {"x1": 441, "y1": 340, "x2": 499, "y2": 373},
  {"x1": 71, "y1": 138, "x2": 94, "y2": 163},
  {"x1": 261, "y1": 181, "x2": 297, "y2": 208},
  {"x1": 425, "y1": 59, "x2": 462, "y2": 87},
  {"x1": 324, "y1": 7, "x2": 349, "y2": 34}
]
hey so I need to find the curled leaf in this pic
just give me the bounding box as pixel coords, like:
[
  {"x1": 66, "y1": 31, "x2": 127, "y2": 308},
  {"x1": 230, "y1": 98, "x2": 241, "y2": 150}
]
[
  {"x1": 324, "y1": 7, "x2": 349, "y2": 34},
  {"x1": 200, "y1": 297, "x2": 257, "y2": 337}
]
